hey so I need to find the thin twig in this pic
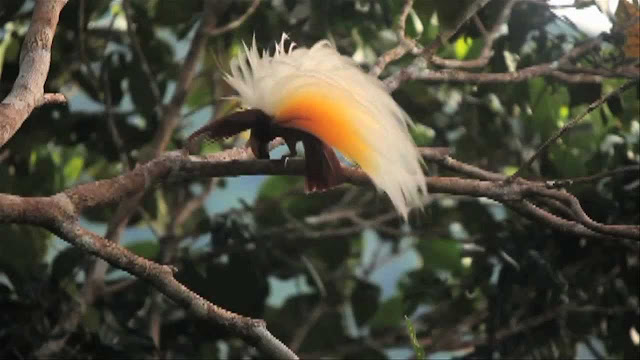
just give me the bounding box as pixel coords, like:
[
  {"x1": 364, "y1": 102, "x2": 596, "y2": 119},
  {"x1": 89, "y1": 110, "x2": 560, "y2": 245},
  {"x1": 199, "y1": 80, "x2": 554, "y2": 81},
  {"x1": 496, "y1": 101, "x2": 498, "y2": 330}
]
[
  {"x1": 369, "y1": 0, "x2": 417, "y2": 77},
  {"x1": 78, "y1": 0, "x2": 99, "y2": 84},
  {"x1": 431, "y1": 0, "x2": 517, "y2": 69},
  {"x1": 301, "y1": 255, "x2": 327, "y2": 298},
  {"x1": 544, "y1": 165, "x2": 640, "y2": 188},
  {"x1": 122, "y1": 0, "x2": 162, "y2": 107},
  {"x1": 207, "y1": 0, "x2": 262, "y2": 37},
  {"x1": 104, "y1": 68, "x2": 131, "y2": 169},
  {"x1": 384, "y1": 30, "x2": 605, "y2": 91},
  {"x1": 422, "y1": 0, "x2": 492, "y2": 60},
  {"x1": 288, "y1": 303, "x2": 327, "y2": 352},
  {"x1": 511, "y1": 80, "x2": 637, "y2": 179}
]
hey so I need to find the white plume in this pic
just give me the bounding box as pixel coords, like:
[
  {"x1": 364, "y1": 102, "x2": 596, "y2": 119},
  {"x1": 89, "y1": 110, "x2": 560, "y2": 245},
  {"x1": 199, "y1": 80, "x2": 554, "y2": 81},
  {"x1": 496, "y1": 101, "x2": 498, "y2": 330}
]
[{"x1": 224, "y1": 34, "x2": 427, "y2": 219}]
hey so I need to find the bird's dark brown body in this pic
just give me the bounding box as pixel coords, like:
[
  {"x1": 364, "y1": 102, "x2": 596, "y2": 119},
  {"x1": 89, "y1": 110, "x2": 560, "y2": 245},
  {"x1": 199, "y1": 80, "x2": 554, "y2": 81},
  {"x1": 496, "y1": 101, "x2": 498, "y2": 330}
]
[{"x1": 185, "y1": 109, "x2": 343, "y2": 192}]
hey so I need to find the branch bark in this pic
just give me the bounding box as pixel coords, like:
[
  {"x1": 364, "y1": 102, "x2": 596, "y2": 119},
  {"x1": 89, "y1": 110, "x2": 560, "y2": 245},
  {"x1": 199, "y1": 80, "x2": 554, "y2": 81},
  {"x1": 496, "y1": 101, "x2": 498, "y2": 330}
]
[
  {"x1": 1, "y1": 149, "x2": 299, "y2": 359},
  {"x1": 1, "y1": 146, "x2": 637, "y2": 356},
  {"x1": 2, "y1": 147, "x2": 638, "y2": 243},
  {"x1": 206, "y1": 0, "x2": 262, "y2": 37},
  {"x1": 0, "y1": 0, "x2": 69, "y2": 148}
]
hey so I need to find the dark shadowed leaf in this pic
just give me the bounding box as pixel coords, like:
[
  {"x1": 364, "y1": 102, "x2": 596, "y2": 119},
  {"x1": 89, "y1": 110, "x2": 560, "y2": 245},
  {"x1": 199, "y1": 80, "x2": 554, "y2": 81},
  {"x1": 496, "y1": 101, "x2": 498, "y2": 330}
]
[
  {"x1": 351, "y1": 278, "x2": 381, "y2": 326},
  {"x1": 51, "y1": 246, "x2": 85, "y2": 282}
]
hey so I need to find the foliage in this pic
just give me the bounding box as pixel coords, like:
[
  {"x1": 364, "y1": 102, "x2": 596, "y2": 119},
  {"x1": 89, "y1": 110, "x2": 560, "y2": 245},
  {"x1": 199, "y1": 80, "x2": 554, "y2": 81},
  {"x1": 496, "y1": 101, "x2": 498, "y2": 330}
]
[{"x1": 0, "y1": 0, "x2": 638, "y2": 359}]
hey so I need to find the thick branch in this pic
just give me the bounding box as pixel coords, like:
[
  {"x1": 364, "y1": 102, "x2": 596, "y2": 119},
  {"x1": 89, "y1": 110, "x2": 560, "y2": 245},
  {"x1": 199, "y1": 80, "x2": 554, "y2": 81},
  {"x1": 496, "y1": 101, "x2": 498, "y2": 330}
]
[
  {"x1": 147, "y1": 1, "x2": 217, "y2": 158},
  {"x1": 1, "y1": 145, "x2": 637, "y2": 356},
  {"x1": 37, "y1": 4, "x2": 222, "y2": 355},
  {"x1": 0, "y1": 196, "x2": 298, "y2": 359},
  {"x1": 0, "y1": 0, "x2": 68, "y2": 148},
  {"x1": 2, "y1": 147, "x2": 637, "y2": 243}
]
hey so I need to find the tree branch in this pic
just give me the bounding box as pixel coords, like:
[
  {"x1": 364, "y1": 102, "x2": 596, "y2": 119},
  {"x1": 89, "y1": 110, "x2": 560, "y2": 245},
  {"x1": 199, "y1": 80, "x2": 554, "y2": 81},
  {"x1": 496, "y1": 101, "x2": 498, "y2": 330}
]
[
  {"x1": 369, "y1": 0, "x2": 418, "y2": 77},
  {"x1": 543, "y1": 165, "x2": 640, "y2": 187},
  {"x1": 1, "y1": 141, "x2": 637, "y2": 355},
  {"x1": 35, "y1": 3, "x2": 222, "y2": 355},
  {"x1": 382, "y1": 17, "x2": 609, "y2": 91},
  {"x1": 36, "y1": 93, "x2": 67, "y2": 106},
  {"x1": 122, "y1": 0, "x2": 162, "y2": 107},
  {"x1": 430, "y1": 0, "x2": 517, "y2": 69},
  {"x1": 2, "y1": 147, "x2": 637, "y2": 243},
  {"x1": 511, "y1": 79, "x2": 637, "y2": 178},
  {"x1": 1, "y1": 175, "x2": 298, "y2": 359},
  {"x1": 206, "y1": 0, "x2": 262, "y2": 37},
  {"x1": 422, "y1": 0, "x2": 492, "y2": 60},
  {"x1": 0, "y1": 0, "x2": 69, "y2": 148}
]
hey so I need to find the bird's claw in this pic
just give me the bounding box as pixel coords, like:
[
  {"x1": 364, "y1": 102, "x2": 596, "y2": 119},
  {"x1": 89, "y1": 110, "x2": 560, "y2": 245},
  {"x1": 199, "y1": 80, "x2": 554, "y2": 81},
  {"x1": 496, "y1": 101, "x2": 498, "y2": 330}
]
[{"x1": 280, "y1": 153, "x2": 294, "y2": 167}]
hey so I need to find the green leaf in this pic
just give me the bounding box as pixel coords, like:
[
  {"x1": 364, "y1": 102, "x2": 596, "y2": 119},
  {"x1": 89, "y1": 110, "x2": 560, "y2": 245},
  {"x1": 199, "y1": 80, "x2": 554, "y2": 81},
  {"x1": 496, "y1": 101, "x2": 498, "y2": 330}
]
[
  {"x1": 256, "y1": 175, "x2": 302, "y2": 204},
  {"x1": 63, "y1": 156, "x2": 84, "y2": 183},
  {"x1": 154, "y1": 0, "x2": 201, "y2": 25},
  {"x1": 454, "y1": 36, "x2": 473, "y2": 59},
  {"x1": 418, "y1": 238, "x2": 461, "y2": 272},
  {"x1": 100, "y1": 52, "x2": 127, "y2": 105},
  {"x1": 126, "y1": 241, "x2": 159, "y2": 259},
  {"x1": 186, "y1": 76, "x2": 213, "y2": 110},
  {"x1": 82, "y1": 305, "x2": 101, "y2": 332},
  {"x1": 127, "y1": 65, "x2": 160, "y2": 117},
  {"x1": 0, "y1": 26, "x2": 14, "y2": 79},
  {"x1": 127, "y1": 40, "x2": 171, "y2": 117},
  {"x1": 370, "y1": 295, "x2": 404, "y2": 329},
  {"x1": 201, "y1": 140, "x2": 222, "y2": 154},
  {"x1": 405, "y1": 316, "x2": 426, "y2": 360},
  {"x1": 0, "y1": 224, "x2": 49, "y2": 278},
  {"x1": 549, "y1": 144, "x2": 587, "y2": 177},
  {"x1": 528, "y1": 78, "x2": 570, "y2": 139},
  {"x1": 72, "y1": 69, "x2": 102, "y2": 102},
  {"x1": 410, "y1": 123, "x2": 436, "y2": 146},
  {"x1": 204, "y1": 254, "x2": 269, "y2": 317},
  {"x1": 502, "y1": 165, "x2": 519, "y2": 176},
  {"x1": 351, "y1": 279, "x2": 381, "y2": 326}
]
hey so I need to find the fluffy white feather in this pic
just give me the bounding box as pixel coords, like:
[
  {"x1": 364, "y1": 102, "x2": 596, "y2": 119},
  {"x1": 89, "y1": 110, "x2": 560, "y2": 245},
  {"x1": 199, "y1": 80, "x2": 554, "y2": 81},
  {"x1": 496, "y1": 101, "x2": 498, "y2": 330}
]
[{"x1": 224, "y1": 34, "x2": 427, "y2": 219}]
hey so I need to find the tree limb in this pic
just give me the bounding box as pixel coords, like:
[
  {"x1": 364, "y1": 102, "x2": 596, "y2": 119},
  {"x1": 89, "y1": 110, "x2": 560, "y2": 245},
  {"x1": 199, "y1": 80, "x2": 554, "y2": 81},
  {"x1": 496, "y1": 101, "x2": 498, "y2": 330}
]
[
  {"x1": 0, "y1": 0, "x2": 69, "y2": 148},
  {"x1": 2, "y1": 147, "x2": 637, "y2": 243},
  {"x1": 206, "y1": 0, "x2": 262, "y2": 37}
]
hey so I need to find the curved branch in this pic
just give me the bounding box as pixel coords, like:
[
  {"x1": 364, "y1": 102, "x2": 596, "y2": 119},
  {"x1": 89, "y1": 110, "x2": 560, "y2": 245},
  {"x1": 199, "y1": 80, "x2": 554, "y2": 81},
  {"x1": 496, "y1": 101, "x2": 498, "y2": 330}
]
[
  {"x1": 0, "y1": 0, "x2": 69, "y2": 148},
  {"x1": 1, "y1": 145, "x2": 638, "y2": 356},
  {"x1": 1, "y1": 171, "x2": 298, "y2": 359},
  {"x1": 36, "y1": 4, "x2": 224, "y2": 356},
  {"x1": 383, "y1": 30, "x2": 606, "y2": 91},
  {"x1": 369, "y1": 0, "x2": 418, "y2": 77},
  {"x1": 543, "y1": 165, "x2": 640, "y2": 187},
  {"x1": 419, "y1": 148, "x2": 640, "y2": 243},
  {"x1": 2, "y1": 147, "x2": 637, "y2": 244},
  {"x1": 383, "y1": 62, "x2": 602, "y2": 92},
  {"x1": 206, "y1": 0, "x2": 262, "y2": 37},
  {"x1": 421, "y1": 0, "x2": 492, "y2": 60},
  {"x1": 430, "y1": 0, "x2": 517, "y2": 69}
]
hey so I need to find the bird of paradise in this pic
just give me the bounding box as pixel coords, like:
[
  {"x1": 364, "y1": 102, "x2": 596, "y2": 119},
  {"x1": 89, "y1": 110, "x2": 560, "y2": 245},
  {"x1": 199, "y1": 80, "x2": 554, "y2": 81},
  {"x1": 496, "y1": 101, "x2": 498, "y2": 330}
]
[{"x1": 187, "y1": 34, "x2": 426, "y2": 219}]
